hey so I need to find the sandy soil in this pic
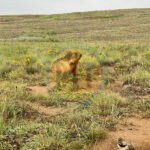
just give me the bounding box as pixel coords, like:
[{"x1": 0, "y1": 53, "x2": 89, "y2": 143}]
[
  {"x1": 27, "y1": 86, "x2": 49, "y2": 96},
  {"x1": 93, "y1": 117, "x2": 150, "y2": 150}
]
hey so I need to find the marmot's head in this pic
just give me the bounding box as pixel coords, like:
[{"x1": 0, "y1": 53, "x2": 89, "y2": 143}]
[{"x1": 65, "y1": 51, "x2": 82, "y2": 65}]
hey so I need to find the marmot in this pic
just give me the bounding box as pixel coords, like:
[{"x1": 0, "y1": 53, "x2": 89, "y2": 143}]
[
  {"x1": 51, "y1": 51, "x2": 82, "y2": 87},
  {"x1": 52, "y1": 51, "x2": 82, "y2": 76}
]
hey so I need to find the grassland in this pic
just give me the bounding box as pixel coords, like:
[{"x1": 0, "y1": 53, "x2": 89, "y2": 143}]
[{"x1": 0, "y1": 8, "x2": 150, "y2": 150}]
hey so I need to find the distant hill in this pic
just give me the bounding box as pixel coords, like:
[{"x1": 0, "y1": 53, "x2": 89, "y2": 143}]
[{"x1": 0, "y1": 8, "x2": 150, "y2": 42}]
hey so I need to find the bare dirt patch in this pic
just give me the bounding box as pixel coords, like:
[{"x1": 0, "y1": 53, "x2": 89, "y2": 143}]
[
  {"x1": 93, "y1": 117, "x2": 150, "y2": 150},
  {"x1": 27, "y1": 86, "x2": 49, "y2": 97},
  {"x1": 92, "y1": 136, "x2": 116, "y2": 150},
  {"x1": 24, "y1": 100, "x2": 71, "y2": 116}
]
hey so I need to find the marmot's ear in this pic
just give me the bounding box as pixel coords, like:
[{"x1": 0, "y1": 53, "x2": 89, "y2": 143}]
[{"x1": 65, "y1": 51, "x2": 72, "y2": 60}]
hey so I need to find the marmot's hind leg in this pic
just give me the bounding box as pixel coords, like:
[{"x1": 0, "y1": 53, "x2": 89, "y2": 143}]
[{"x1": 72, "y1": 67, "x2": 79, "y2": 89}]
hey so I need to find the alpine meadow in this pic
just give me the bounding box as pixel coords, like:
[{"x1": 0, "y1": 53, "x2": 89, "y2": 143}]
[{"x1": 0, "y1": 8, "x2": 150, "y2": 150}]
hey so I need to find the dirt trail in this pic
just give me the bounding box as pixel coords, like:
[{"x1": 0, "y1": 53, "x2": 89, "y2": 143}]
[
  {"x1": 93, "y1": 117, "x2": 150, "y2": 150},
  {"x1": 24, "y1": 100, "x2": 68, "y2": 116}
]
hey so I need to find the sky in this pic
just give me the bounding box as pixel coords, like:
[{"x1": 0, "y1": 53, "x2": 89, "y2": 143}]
[{"x1": 0, "y1": 0, "x2": 150, "y2": 15}]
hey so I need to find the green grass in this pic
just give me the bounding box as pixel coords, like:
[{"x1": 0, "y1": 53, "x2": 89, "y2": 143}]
[{"x1": 0, "y1": 8, "x2": 150, "y2": 149}]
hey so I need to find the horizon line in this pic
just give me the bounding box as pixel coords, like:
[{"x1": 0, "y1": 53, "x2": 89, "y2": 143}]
[{"x1": 0, "y1": 7, "x2": 149, "y2": 16}]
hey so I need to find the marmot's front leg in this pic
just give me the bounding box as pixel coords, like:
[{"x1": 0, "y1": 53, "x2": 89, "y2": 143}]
[{"x1": 72, "y1": 65, "x2": 78, "y2": 88}]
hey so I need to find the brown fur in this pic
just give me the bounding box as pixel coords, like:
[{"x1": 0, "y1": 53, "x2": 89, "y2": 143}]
[{"x1": 52, "y1": 51, "x2": 82, "y2": 76}]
